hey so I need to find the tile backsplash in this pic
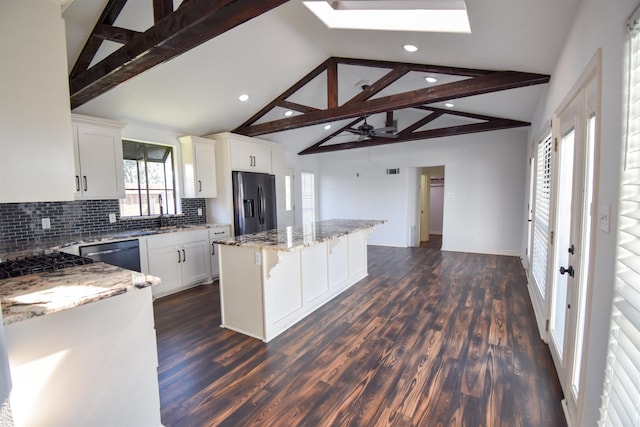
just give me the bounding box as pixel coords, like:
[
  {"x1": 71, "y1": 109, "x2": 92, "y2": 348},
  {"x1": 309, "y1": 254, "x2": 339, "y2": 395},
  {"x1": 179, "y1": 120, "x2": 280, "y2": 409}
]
[{"x1": 0, "y1": 199, "x2": 206, "y2": 254}]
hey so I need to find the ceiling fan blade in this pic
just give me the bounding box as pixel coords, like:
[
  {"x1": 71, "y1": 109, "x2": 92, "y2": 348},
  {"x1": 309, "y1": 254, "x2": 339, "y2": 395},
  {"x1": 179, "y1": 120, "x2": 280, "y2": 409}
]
[
  {"x1": 373, "y1": 126, "x2": 397, "y2": 133},
  {"x1": 372, "y1": 132, "x2": 397, "y2": 139},
  {"x1": 344, "y1": 128, "x2": 362, "y2": 135}
]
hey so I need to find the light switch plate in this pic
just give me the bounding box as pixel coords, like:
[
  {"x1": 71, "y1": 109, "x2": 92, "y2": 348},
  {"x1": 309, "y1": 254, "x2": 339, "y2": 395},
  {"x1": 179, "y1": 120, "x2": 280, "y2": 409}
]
[
  {"x1": 108, "y1": 213, "x2": 117, "y2": 223},
  {"x1": 41, "y1": 218, "x2": 51, "y2": 230},
  {"x1": 599, "y1": 202, "x2": 611, "y2": 233},
  {"x1": 254, "y1": 251, "x2": 262, "y2": 265},
  {"x1": 197, "y1": 208, "x2": 202, "y2": 216}
]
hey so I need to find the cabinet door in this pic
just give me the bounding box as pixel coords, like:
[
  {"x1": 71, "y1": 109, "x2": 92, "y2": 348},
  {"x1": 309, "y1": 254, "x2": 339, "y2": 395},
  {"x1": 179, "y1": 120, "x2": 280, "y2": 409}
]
[
  {"x1": 194, "y1": 141, "x2": 217, "y2": 197},
  {"x1": 230, "y1": 143, "x2": 271, "y2": 173},
  {"x1": 148, "y1": 246, "x2": 181, "y2": 297},
  {"x1": 75, "y1": 126, "x2": 124, "y2": 199},
  {"x1": 180, "y1": 240, "x2": 209, "y2": 286},
  {"x1": 209, "y1": 227, "x2": 231, "y2": 279}
]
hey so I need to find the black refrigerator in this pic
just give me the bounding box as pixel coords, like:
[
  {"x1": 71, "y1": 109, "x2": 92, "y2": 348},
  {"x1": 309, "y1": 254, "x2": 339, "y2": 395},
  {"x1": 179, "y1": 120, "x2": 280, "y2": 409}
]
[{"x1": 232, "y1": 171, "x2": 277, "y2": 235}]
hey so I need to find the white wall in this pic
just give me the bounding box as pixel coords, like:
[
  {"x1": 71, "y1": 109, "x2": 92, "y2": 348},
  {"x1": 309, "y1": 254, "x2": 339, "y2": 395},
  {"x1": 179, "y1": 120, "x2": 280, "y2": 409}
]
[
  {"x1": 0, "y1": 310, "x2": 13, "y2": 426},
  {"x1": 526, "y1": 1, "x2": 638, "y2": 425},
  {"x1": 316, "y1": 129, "x2": 528, "y2": 254}
]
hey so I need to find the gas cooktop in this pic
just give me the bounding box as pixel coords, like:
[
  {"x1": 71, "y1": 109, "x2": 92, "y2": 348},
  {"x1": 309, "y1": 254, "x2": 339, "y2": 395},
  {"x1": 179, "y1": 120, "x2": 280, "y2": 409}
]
[{"x1": 0, "y1": 253, "x2": 94, "y2": 279}]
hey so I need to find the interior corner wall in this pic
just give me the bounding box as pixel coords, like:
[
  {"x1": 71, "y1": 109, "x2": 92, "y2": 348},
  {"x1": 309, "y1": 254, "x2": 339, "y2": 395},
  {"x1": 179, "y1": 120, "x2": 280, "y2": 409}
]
[
  {"x1": 525, "y1": 1, "x2": 638, "y2": 425},
  {"x1": 316, "y1": 129, "x2": 528, "y2": 254}
]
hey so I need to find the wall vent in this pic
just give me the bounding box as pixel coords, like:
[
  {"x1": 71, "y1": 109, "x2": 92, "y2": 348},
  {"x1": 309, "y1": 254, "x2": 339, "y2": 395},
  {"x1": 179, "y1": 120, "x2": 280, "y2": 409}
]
[{"x1": 386, "y1": 168, "x2": 400, "y2": 175}]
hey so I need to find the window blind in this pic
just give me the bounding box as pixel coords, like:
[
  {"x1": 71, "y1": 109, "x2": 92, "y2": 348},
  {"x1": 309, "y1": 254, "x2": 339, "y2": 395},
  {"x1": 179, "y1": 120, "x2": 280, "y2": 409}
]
[
  {"x1": 531, "y1": 131, "x2": 553, "y2": 297},
  {"x1": 301, "y1": 172, "x2": 316, "y2": 225},
  {"x1": 598, "y1": 8, "x2": 640, "y2": 426}
]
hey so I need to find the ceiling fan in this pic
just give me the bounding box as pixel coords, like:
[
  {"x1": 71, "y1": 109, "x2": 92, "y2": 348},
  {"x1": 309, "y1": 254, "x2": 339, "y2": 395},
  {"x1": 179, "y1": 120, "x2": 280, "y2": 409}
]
[{"x1": 343, "y1": 116, "x2": 398, "y2": 142}]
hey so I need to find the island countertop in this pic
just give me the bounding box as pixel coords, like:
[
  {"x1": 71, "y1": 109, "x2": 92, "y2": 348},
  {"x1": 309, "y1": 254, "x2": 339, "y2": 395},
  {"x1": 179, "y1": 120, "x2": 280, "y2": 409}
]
[
  {"x1": 0, "y1": 262, "x2": 160, "y2": 325},
  {"x1": 212, "y1": 219, "x2": 386, "y2": 251}
]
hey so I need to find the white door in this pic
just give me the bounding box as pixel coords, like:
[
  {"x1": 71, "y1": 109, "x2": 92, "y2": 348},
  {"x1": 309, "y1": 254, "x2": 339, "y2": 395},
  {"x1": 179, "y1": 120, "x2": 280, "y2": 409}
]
[{"x1": 548, "y1": 69, "x2": 599, "y2": 425}]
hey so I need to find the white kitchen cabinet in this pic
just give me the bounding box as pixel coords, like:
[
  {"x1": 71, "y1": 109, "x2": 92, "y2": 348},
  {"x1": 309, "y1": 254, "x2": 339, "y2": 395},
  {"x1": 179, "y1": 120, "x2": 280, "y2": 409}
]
[
  {"x1": 71, "y1": 114, "x2": 125, "y2": 200},
  {"x1": 209, "y1": 225, "x2": 231, "y2": 280},
  {"x1": 179, "y1": 135, "x2": 217, "y2": 198},
  {"x1": 145, "y1": 229, "x2": 210, "y2": 298},
  {"x1": 0, "y1": 0, "x2": 76, "y2": 203},
  {"x1": 229, "y1": 141, "x2": 271, "y2": 173}
]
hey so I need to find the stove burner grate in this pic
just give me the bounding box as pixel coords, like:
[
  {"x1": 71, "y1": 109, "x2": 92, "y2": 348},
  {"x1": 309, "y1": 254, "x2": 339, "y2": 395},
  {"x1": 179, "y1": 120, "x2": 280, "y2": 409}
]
[{"x1": 0, "y1": 253, "x2": 94, "y2": 279}]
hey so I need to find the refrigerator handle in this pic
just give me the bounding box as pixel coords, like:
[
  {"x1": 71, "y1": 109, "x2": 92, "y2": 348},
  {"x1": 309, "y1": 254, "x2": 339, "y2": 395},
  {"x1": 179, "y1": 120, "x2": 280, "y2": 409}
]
[{"x1": 257, "y1": 184, "x2": 265, "y2": 225}]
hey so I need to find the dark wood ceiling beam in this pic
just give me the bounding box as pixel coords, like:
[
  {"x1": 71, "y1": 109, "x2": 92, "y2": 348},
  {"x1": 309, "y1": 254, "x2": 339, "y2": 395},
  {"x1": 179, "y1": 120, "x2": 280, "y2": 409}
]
[
  {"x1": 69, "y1": 0, "x2": 129, "y2": 79},
  {"x1": 345, "y1": 65, "x2": 410, "y2": 105},
  {"x1": 397, "y1": 111, "x2": 445, "y2": 136},
  {"x1": 236, "y1": 58, "x2": 331, "y2": 129},
  {"x1": 415, "y1": 106, "x2": 510, "y2": 122},
  {"x1": 299, "y1": 118, "x2": 530, "y2": 155},
  {"x1": 275, "y1": 100, "x2": 320, "y2": 114},
  {"x1": 94, "y1": 24, "x2": 141, "y2": 44},
  {"x1": 69, "y1": 0, "x2": 290, "y2": 109},
  {"x1": 327, "y1": 58, "x2": 338, "y2": 109},
  {"x1": 237, "y1": 70, "x2": 550, "y2": 136},
  {"x1": 333, "y1": 57, "x2": 496, "y2": 77},
  {"x1": 301, "y1": 117, "x2": 365, "y2": 153},
  {"x1": 153, "y1": 0, "x2": 174, "y2": 22}
]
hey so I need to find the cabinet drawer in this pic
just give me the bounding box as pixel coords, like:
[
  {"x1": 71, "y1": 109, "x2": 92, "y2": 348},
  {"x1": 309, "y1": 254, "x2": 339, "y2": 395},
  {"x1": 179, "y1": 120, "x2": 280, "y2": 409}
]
[{"x1": 146, "y1": 229, "x2": 209, "y2": 250}]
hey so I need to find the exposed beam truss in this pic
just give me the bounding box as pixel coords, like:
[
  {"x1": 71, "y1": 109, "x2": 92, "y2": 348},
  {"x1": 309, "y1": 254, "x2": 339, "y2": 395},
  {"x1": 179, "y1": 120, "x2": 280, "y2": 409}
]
[
  {"x1": 69, "y1": 0, "x2": 289, "y2": 109},
  {"x1": 233, "y1": 57, "x2": 550, "y2": 154}
]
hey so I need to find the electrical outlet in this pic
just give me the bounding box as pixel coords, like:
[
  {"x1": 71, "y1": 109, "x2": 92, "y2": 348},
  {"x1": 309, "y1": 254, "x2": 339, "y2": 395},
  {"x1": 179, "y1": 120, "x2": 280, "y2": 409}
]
[
  {"x1": 41, "y1": 218, "x2": 51, "y2": 230},
  {"x1": 108, "y1": 213, "x2": 117, "y2": 223},
  {"x1": 197, "y1": 208, "x2": 203, "y2": 216}
]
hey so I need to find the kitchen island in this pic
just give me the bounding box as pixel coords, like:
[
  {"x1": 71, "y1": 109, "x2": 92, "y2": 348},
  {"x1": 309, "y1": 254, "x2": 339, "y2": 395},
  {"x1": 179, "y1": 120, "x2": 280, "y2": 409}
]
[
  {"x1": 213, "y1": 219, "x2": 385, "y2": 342},
  {"x1": 0, "y1": 263, "x2": 162, "y2": 427}
]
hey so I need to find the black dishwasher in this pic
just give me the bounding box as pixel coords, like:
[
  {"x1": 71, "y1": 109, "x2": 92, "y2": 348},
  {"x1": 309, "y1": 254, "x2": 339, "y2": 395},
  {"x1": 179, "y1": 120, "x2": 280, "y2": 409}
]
[{"x1": 79, "y1": 239, "x2": 141, "y2": 272}]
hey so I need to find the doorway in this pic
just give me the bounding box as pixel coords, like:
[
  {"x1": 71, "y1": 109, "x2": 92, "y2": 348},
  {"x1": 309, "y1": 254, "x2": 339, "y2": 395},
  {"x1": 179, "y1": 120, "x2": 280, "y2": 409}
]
[{"x1": 418, "y1": 166, "x2": 445, "y2": 249}]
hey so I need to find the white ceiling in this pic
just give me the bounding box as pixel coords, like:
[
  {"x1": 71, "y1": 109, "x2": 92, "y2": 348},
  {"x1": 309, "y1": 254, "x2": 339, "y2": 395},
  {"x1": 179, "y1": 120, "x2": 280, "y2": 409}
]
[{"x1": 63, "y1": 0, "x2": 580, "y2": 152}]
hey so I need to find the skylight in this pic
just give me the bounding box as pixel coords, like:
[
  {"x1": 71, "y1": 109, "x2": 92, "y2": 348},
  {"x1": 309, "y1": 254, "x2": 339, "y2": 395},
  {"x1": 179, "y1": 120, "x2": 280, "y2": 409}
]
[{"x1": 303, "y1": 0, "x2": 471, "y2": 33}]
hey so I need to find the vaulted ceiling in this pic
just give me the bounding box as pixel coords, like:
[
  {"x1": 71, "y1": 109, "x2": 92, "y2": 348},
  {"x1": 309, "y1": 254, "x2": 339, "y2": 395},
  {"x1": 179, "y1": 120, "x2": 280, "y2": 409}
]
[{"x1": 63, "y1": 0, "x2": 580, "y2": 154}]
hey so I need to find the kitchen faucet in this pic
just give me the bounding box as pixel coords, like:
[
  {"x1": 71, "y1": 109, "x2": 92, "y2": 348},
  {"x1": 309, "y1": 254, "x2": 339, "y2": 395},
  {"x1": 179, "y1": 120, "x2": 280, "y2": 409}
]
[{"x1": 159, "y1": 194, "x2": 164, "y2": 228}]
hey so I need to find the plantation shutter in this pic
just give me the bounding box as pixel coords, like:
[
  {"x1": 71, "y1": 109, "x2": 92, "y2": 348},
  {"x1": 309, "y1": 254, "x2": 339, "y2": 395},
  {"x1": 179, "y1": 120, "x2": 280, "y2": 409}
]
[
  {"x1": 531, "y1": 131, "x2": 553, "y2": 297},
  {"x1": 598, "y1": 6, "x2": 640, "y2": 426},
  {"x1": 301, "y1": 172, "x2": 316, "y2": 225}
]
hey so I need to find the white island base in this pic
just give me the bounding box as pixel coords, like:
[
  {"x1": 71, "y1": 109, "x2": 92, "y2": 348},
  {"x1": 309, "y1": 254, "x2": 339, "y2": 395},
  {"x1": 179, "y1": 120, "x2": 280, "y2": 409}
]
[{"x1": 218, "y1": 227, "x2": 373, "y2": 342}]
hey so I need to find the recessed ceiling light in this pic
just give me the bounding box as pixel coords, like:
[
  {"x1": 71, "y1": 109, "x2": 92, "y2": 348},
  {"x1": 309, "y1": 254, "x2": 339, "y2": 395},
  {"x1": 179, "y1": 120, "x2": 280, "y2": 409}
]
[
  {"x1": 284, "y1": 110, "x2": 294, "y2": 117},
  {"x1": 238, "y1": 94, "x2": 249, "y2": 102},
  {"x1": 302, "y1": 1, "x2": 471, "y2": 33},
  {"x1": 403, "y1": 44, "x2": 418, "y2": 52},
  {"x1": 324, "y1": 124, "x2": 332, "y2": 130},
  {"x1": 445, "y1": 102, "x2": 455, "y2": 108},
  {"x1": 425, "y1": 76, "x2": 438, "y2": 83}
]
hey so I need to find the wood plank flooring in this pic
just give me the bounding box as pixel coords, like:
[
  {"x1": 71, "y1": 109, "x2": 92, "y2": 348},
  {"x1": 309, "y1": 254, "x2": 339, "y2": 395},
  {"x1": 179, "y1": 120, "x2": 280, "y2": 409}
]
[{"x1": 153, "y1": 246, "x2": 566, "y2": 426}]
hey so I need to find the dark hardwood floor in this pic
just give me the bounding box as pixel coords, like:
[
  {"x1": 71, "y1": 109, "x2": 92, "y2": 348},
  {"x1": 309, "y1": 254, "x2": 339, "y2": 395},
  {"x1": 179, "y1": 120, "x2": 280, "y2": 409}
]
[
  {"x1": 153, "y1": 246, "x2": 566, "y2": 427},
  {"x1": 420, "y1": 234, "x2": 442, "y2": 249}
]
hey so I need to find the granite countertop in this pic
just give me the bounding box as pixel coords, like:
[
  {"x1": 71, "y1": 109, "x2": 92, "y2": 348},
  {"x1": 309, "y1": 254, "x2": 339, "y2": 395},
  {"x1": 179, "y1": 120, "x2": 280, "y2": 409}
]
[
  {"x1": 0, "y1": 263, "x2": 161, "y2": 325},
  {"x1": 212, "y1": 219, "x2": 386, "y2": 251},
  {"x1": 0, "y1": 223, "x2": 231, "y2": 261}
]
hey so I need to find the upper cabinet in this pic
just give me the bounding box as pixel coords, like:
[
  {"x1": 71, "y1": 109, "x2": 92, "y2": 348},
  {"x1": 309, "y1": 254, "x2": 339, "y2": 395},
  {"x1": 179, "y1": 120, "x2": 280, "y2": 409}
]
[
  {"x1": 0, "y1": 1, "x2": 75, "y2": 203},
  {"x1": 71, "y1": 114, "x2": 125, "y2": 200},
  {"x1": 179, "y1": 136, "x2": 217, "y2": 198},
  {"x1": 229, "y1": 141, "x2": 271, "y2": 174}
]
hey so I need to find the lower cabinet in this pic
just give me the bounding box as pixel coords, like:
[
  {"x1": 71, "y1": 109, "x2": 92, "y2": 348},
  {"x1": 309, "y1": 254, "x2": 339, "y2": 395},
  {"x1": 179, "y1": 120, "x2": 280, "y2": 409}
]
[
  {"x1": 145, "y1": 229, "x2": 210, "y2": 298},
  {"x1": 209, "y1": 225, "x2": 231, "y2": 280}
]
